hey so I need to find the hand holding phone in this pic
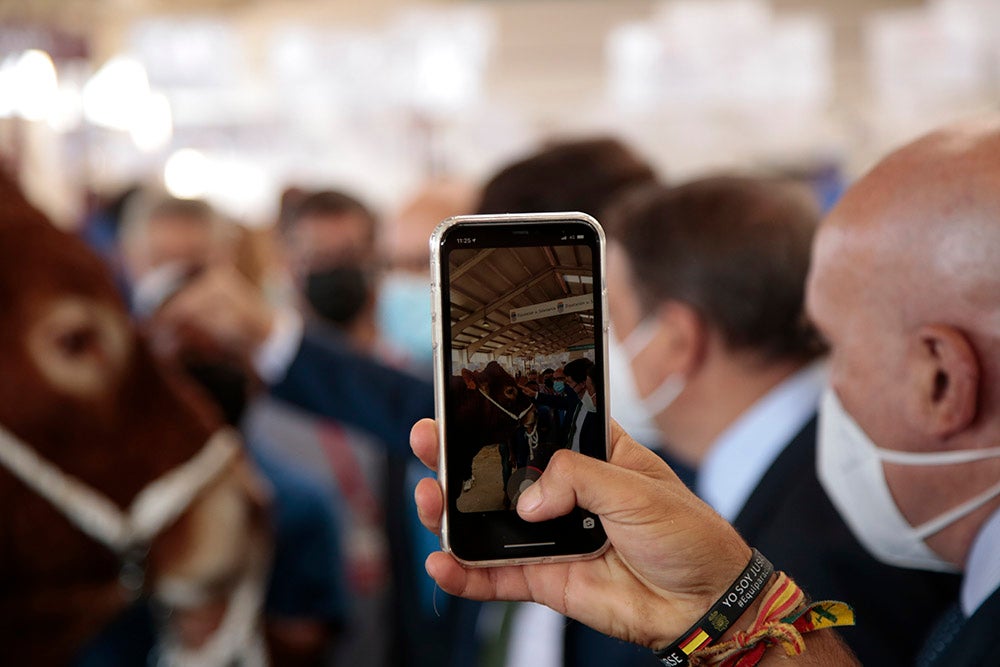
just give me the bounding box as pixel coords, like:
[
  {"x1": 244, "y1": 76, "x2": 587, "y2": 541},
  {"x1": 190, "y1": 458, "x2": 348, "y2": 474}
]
[
  {"x1": 409, "y1": 417, "x2": 758, "y2": 651},
  {"x1": 430, "y1": 213, "x2": 611, "y2": 565}
]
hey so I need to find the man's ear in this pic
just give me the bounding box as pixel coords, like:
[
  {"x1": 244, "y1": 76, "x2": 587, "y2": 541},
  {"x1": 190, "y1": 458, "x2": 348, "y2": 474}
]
[
  {"x1": 631, "y1": 301, "x2": 706, "y2": 399},
  {"x1": 655, "y1": 301, "x2": 707, "y2": 376},
  {"x1": 908, "y1": 324, "x2": 979, "y2": 438}
]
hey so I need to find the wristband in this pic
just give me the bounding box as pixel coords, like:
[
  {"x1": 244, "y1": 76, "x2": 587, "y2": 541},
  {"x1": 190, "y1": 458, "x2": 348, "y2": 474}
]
[
  {"x1": 654, "y1": 549, "x2": 774, "y2": 667},
  {"x1": 689, "y1": 571, "x2": 855, "y2": 667}
]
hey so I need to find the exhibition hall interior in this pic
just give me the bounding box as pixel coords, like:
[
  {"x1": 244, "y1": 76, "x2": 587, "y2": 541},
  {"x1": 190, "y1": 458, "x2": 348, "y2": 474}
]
[{"x1": 0, "y1": 0, "x2": 997, "y2": 665}]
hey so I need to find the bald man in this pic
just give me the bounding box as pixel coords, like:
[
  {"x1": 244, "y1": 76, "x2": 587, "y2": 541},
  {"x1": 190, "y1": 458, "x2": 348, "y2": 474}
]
[
  {"x1": 411, "y1": 117, "x2": 1000, "y2": 666},
  {"x1": 605, "y1": 176, "x2": 958, "y2": 665}
]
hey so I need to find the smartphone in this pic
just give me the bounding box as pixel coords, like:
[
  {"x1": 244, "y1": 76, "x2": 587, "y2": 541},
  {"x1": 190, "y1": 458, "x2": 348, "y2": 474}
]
[{"x1": 430, "y1": 212, "x2": 610, "y2": 566}]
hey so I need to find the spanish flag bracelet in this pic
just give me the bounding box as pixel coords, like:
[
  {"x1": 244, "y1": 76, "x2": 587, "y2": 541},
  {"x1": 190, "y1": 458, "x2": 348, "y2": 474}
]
[
  {"x1": 653, "y1": 549, "x2": 855, "y2": 667},
  {"x1": 654, "y1": 549, "x2": 774, "y2": 666},
  {"x1": 689, "y1": 571, "x2": 854, "y2": 667}
]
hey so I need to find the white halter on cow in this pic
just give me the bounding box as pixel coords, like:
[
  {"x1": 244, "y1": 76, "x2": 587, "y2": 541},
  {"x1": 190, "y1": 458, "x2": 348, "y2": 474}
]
[
  {"x1": 477, "y1": 387, "x2": 539, "y2": 451},
  {"x1": 0, "y1": 422, "x2": 268, "y2": 666}
]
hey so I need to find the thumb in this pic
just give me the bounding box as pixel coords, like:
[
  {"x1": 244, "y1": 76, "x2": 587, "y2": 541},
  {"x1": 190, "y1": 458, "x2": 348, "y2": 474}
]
[{"x1": 516, "y1": 449, "x2": 643, "y2": 522}]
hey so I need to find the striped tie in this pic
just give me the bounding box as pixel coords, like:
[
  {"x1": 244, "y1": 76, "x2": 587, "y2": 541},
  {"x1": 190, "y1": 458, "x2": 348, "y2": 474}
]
[{"x1": 915, "y1": 601, "x2": 965, "y2": 665}]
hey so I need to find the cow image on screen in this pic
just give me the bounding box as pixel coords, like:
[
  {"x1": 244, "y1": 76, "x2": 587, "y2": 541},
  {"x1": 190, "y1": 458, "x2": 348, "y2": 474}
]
[
  {"x1": 449, "y1": 361, "x2": 536, "y2": 511},
  {"x1": 446, "y1": 243, "x2": 598, "y2": 513}
]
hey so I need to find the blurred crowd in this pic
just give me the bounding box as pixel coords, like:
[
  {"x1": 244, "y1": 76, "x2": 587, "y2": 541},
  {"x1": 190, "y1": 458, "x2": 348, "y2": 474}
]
[{"x1": 2, "y1": 113, "x2": 999, "y2": 667}]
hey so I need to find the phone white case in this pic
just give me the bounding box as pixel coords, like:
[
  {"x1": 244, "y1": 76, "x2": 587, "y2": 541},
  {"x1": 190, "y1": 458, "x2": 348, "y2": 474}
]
[{"x1": 429, "y1": 212, "x2": 611, "y2": 567}]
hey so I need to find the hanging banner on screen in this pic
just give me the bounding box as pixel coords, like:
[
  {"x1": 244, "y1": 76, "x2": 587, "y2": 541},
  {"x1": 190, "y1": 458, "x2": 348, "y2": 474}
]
[{"x1": 509, "y1": 293, "x2": 592, "y2": 324}]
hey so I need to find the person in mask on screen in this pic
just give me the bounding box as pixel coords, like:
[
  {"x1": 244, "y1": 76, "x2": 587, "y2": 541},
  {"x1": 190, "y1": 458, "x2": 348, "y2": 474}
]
[
  {"x1": 522, "y1": 358, "x2": 601, "y2": 459},
  {"x1": 603, "y1": 175, "x2": 960, "y2": 666}
]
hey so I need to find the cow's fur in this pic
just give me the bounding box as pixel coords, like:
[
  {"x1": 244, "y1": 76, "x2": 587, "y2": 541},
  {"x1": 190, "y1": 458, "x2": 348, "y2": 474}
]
[{"x1": 0, "y1": 175, "x2": 266, "y2": 664}]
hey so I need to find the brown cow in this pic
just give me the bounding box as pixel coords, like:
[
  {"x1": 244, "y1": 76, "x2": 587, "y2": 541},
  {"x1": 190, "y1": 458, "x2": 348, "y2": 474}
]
[
  {"x1": 449, "y1": 361, "x2": 535, "y2": 510},
  {"x1": 0, "y1": 175, "x2": 269, "y2": 665}
]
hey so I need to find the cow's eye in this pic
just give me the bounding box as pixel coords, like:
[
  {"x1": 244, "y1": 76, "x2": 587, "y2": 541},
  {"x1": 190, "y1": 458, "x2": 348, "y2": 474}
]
[
  {"x1": 504, "y1": 386, "x2": 518, "y2": 400},
  {"x1": 56, "y1": 325, "x2": 100, "y2": 358},
  {"x1": 26, "y1": 297, "x2": 132, "y2": 398}
]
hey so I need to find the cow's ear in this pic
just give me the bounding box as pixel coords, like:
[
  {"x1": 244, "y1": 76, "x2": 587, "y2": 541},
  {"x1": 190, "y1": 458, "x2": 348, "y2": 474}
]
[{"x1": 461, "y1": 368, "x2": 478, "y2": 390}]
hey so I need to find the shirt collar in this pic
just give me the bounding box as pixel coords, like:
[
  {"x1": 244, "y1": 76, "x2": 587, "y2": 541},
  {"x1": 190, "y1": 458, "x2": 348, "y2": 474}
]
[
  {"x1": 961, "y1": 506, "x2": 1000, "y2": 616},
  {"x1": 696, "y1": 360, "x2": 827, "y2": 522}
]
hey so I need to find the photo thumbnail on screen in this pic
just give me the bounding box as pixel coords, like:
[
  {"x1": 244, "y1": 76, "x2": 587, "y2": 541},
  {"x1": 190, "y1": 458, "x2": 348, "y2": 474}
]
[{"x1": 446, "y1": 243, "x2": 600, "y2": 513}]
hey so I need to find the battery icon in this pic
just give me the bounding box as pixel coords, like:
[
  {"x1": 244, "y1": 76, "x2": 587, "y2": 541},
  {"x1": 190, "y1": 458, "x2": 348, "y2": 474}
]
[{"x1": 576, "y1": 235, "x2": 585, "y2": 239}]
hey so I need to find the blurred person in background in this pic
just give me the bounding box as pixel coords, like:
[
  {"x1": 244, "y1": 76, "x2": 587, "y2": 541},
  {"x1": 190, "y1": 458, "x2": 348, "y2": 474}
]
[
  {"x1": 151, "y1": 142, "x2": 663, "y2": 667},
  {"x1": 476, "y1": 136, "x2": 667, "y2": 450},
  {"x1": 377, "y1": 180, "x2": 479, "y2": 375},
  {"x1": 464, "y1": 137, "x2": 677, "y2": 667},
  {"x1": 78, "y1": 184, "x2": 144, "y2": 296},
  {"x1": 604, "y1": 175, "x2": 960, "y2": 665},
  {"x1": 252, "y1": 187, "x2": 412, "y2": 667},
  {"x1": 539, "y1": 368, "x2": 555, "y2": 394},
  {"x1": 280, "y1": 190, "x2": 383, "y2": 353},
  {"x1": 117, "y1": 194, "x2": 350, "y2": 665},
  {"x1": 374, "y1": 179, "x2": 481, "y2": 666},
  {"x1": 148, "y1": 181, "x2": 478, "y2": 667}
]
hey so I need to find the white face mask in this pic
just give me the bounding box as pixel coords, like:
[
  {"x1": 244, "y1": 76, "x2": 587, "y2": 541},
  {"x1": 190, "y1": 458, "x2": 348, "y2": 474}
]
[
  {"x1": 817, "y1": 387, "x2": 1000, "y2": 573},
  {"x1": 623, "y1": 319, "x2": 686, "y2": 419},
  {"x1": 607, "y1": 327, "x2": 662, "y2": 444},
  {"x1": 580, "y1": 390, "x2": 597, "y2": 414}
]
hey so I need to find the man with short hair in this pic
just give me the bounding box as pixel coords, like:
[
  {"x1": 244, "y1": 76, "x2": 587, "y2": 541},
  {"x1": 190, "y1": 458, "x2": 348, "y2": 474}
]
[
  {"x1": 114, "y1": 194, "x2": 349, "y2": 664},
  {"x1": 604, "y1": 175, "x2": 957, "y2": 664},
  {"x1": 540, "y1": 368, "x2": 556, "y2": 394},
  {"x1": 377, "y1": 180, "x2": 479, "y2": 373},
  {"x1": 280, "y1": 190, "x2": 382, "y2": 351},
  {"x1": 120, "y1": 197, "x2": 234, "y2": 284},
  {"x1": 412, "y1": 117, "x2": 1000, "y2": 666}
]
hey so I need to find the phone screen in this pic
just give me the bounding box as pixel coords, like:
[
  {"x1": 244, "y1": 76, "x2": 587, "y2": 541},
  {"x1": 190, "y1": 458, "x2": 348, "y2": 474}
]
[{"x1": 435, "y1": 214, "x2": 608, "y2": 562}]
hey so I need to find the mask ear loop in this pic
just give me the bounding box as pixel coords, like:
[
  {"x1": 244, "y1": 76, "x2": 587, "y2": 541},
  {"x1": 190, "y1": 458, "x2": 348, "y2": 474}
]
[
  {"x1": 872, "y1": 439, "x2": 1000, "y2": 538},
  {"x1": 622, "y1": 318, "x2": 660, "y2": 361},
  {"x1": 622, "y1": 318, "x2": 687, "y2": 416},
  {"x1": 640, "y1": 374, "x2": 686, "y2": 417},
  {"x1": 913, "y1": 476, "x2": 1000, "y2": 540},
  {"x1": 876, "y1": 444, "x2": 1000, "y2": 466}
]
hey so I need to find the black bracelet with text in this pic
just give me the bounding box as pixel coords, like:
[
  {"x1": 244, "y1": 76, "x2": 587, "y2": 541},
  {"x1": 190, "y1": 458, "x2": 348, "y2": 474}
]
[{"x1": 654, "y1": 549, "x2": 774, "y2": 667}]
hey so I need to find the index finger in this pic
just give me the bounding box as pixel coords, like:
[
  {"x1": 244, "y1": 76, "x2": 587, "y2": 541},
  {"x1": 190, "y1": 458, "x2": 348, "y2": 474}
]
[{"x1": 410, "y1": 418, "x2": 439, "y2": 471}]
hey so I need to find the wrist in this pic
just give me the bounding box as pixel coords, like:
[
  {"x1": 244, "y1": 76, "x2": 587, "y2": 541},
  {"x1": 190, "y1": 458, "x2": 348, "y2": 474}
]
[
  {"x1": 650, "y1": 541, "x2": 752, "y2": 651},
  {"x1": 716, "y1": 572, "x2": 777, "y2": 643},
  {"x1": 652, "y1": 549, "x2": 774, "y2": 665}
]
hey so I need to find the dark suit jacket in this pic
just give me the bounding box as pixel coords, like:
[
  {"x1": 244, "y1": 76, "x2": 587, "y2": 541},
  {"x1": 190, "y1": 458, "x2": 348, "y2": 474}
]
[
  {"x1": 448, "y1": 606, "x2": 661, "y2": 667},
  {"x1": 733, "y1": 416, "x2": 961, "y2": 667},
  {"x1": 532, "y1": 391, "x2": 601, "y2": 457},
  {"x1": 271, "y1": 330, "x2": 434, "y2": 458},
  {"x1": 270, "y1": 331, "x2": 454, "y2": 666},
  {"x1": 926, "y1": 586, "x2": 1000, "y2": 666}
]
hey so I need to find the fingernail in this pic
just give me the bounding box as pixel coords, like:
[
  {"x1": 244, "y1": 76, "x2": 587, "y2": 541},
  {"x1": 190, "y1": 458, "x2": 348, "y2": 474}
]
[{"x1": 518, "y1": 484, "x2": 542, "y2": 513}]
